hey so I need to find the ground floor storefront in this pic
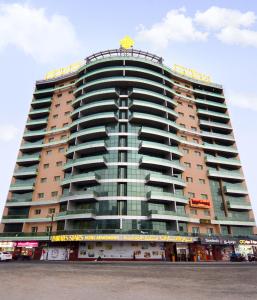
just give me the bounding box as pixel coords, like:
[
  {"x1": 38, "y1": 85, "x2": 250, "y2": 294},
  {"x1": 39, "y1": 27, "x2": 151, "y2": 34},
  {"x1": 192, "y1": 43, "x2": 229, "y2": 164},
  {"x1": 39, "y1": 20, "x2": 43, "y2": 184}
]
[{"x1": 1, "y1": 235, "x2": 257, "y2": 262}]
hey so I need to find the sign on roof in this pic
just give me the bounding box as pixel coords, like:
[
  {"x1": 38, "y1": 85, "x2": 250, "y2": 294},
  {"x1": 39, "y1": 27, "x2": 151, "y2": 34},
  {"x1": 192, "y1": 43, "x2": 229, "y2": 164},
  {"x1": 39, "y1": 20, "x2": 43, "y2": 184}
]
[
  {"x1": 172, "y1": 64, "x2": 211, "y2": 83},
  {"x1": 44, "y1": 61, "x2": 84, "y2": 80}
]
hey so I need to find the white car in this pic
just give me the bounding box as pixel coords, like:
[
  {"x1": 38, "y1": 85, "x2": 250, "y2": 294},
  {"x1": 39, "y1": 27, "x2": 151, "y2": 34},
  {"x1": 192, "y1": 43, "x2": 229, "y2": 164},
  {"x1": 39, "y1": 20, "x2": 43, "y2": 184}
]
[{"x1": 0, "y1": 252, "x2": 12, "y2": 261}]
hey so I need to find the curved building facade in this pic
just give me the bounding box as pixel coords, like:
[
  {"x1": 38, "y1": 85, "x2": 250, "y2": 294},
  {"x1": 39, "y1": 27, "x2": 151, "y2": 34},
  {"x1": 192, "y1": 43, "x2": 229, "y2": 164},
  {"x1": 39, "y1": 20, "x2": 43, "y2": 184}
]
[{"x1": 0, "y1": 48, "x2": 256, "y2": 261}]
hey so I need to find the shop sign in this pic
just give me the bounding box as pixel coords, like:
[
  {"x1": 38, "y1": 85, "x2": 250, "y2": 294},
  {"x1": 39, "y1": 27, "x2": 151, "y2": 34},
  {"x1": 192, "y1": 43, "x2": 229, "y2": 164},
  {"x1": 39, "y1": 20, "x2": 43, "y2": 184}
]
[
  {"x1": 220, "y1": 239, "x2": 237, "y2": 245},
  {"x1": 16, "y1": 242, "x2": 38, "y2": 248},
  {"x1": 238, "y1": 239, "x2": 257, "y2": 246},
  {"x1": 0, "y1": 241, "x2": 15, "y2": 248},
  {"x1": 201, "y1": 237, "x2": 220, "y2": 245},
  {"x1": 172, "y1": 64, "x2": 212, "y2": 83},
  {"x1": 51, "y1": 234, "x2": 194, "y2": 243},
  {"x1": 190, "y1": 198, "x2": 211, "y2": 209}
]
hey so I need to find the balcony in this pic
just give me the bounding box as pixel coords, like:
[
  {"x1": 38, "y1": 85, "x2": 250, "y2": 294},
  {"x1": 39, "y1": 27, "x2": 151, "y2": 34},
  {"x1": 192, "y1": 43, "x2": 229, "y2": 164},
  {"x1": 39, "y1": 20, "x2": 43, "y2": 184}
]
[
  {"x1": 203, "y1": 143, "x2": 238, "y2": 154},
  {"x1": 139, "y1": 126, "x2": 180, "y2": 144},
  {"x1": 20, "y1": 140, "x2": 44, "y2": 151},
  {"x1": 201, "y1": 131, "x2": 234, "y2": 142},
  {"x1": 147, "y1": 191, "x2": 188, "y2": 204},
  {"x1": 9, "y1": 180, "x2": 35, "y2": 192},
  {"x1": 73, "y1": 88, "x2": 118, "y2": 107},
  {"x1": 29, "y1": 108, "x2": 50, "y2": 118},
  {"x1": 139, "y1": 141, "x2": 182, "y2": 157},
  {"x1": 17, "y1": 153, "x2": 41, "y2": 165},
  {"x1": 64, "y1": 156, "x2": 107, "y2": 170},
  {"x1": 224, "y1": 184, "x2": 248, "y2": 195},
  {"x1": 13, "y1": 166, "x2": 38, "y2": 178},
  {"x1": 149, "y1": 210, "x2": 199, "y2": 223},
  {"x1": 69, "y1": 126, "x2": 107, "y2": 142},
  {"x1": 145, "y1": 174, "x2": 186, "y2": 187},
  {"x1": 2, "y1": 215, "x2": 29, "y2": 223},
  {"x1": 130, "y1": 112, "x2": 180, "y2": 131},
  {"x1": 227, "y1": 199, "x2": 252, "y2": 211},
  {"x1": 60, "y1": 190, "x2": 98, "y2": 203},
  {"x1": 71, "y1": 99, "x2": 118, "y2": 119},
  {"x1": 23, "y1": 129, "x2": 46, "y2": 139},
  {"x1": 205, "y1": 155, "x2": 241, "y2": 167},
  {"x1": 26, "y1": 118, "x2": 48, "y2": 129},
  {"x1": 212, "y1": 216, "x2": 255, "y2": 226},
  {"x1": 195, "y1": 98, "x2": 227, "y2": 110},
  {"x1": 129, "y1": 100, "x2": 178, "y2": 119},
  {"x1": 198, "y1": 109, "x2": 229, "y2": 120},
  {"x1": 55, "y1": 209, "x2": 96, "y2": 221},
  {"x1": 207, "y1": 169, "x2": 244, "y2": 181},
  {"x1": 61, "y1": 173, "x2": 100, "y2": 187},
  {"x1": 199, "y1": 120, "x2": 232, "y2": 131},
  {"x1": 31, "y1": 97, "x2": 52, "y2": 108},
  {"x1": 130, "y1": 88, "x2": 176, "y2": 107},
  {"x1": 66, "y1": 140, "x2": 107, "y2": 157},
  {"x1": 140, "y1": 156, "x2": 184, "y2": 172},
  {"x1": 194, "y1": 88, "x2": 225, "y2": 99},
  {"x1": 75, "y1": 76, "x2": 172, "y2": 96},
  {"x1": 70, "y1": 112, "x2": 118, "y2": 129}
]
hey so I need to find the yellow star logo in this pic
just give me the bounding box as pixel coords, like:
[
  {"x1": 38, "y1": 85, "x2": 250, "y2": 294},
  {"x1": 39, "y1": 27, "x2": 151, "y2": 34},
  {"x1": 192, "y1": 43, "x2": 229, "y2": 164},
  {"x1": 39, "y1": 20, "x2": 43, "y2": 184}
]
[{"x1": 120, "y1": 36, "x2": 134, "y2": 49}]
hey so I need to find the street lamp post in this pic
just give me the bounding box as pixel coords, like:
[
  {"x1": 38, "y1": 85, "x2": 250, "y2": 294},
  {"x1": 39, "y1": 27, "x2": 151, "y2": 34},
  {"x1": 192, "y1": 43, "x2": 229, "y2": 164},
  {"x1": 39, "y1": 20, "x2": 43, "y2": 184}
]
[{"x1": 46, "y1": 213, "x2": 55, "y2": 260}]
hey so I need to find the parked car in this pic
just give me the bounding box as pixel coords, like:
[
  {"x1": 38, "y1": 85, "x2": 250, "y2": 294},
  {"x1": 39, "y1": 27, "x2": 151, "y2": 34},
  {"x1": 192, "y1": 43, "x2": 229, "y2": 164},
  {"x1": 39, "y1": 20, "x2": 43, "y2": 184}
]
[
  {"x1": 247, "y1": 254, "x2": 257, "y2": 262},
  {"x1": 0, "y1": 251, "x2": 12, "y2": 261},
  {"x1": 230, "y1": 253, "x2": 246, "y2": 262}
]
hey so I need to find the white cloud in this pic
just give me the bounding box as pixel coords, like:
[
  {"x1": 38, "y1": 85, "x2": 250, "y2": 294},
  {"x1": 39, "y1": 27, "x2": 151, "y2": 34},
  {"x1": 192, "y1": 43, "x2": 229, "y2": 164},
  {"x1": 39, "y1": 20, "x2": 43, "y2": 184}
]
[
  {"x1": 0, "y1": 3, "x2": 80, "y2": 63},
  {"x1": 0, "y1": 125, "x2": 18, "y2": 142},
  {"x1": 227, "y1": 91, "x2": 257, "y2": 112},
  {"x1": 195, "y1": 6, "x2": 256, "y2": 30},
  {"x1": 217, "y1": 26, "x2": 257, "y2": 48},
  {"x1": 136, "y1": 8, "x2": 208, "y2": 49}
]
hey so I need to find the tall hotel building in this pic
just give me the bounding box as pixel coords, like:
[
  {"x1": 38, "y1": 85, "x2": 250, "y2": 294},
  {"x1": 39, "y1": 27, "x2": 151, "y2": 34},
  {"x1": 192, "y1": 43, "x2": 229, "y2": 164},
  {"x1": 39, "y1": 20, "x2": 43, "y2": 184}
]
[{"x1": 0, "y1": 43, "x2": 256, "y2": 261}]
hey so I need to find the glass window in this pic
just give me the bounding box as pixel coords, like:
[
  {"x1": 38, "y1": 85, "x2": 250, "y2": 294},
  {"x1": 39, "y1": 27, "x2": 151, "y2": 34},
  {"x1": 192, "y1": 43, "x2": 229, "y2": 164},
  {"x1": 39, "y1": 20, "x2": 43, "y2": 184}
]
[
  {"x1": 192, "y1": 227, "x2": 200, "y2": 234},
  {"x1": 48, "y1": 208, "x2": 55, "y2": 214},
  {"x1": 51, "y1": 191, "x2": 58, "y2": 197},
  {"x1": 199, "y1": 179, "x2": 205, "y2": 184},
  {"x1": 201, "y1": 194, "x2": 208, "y2": 199},
  {"x1": 197, "y1": 164, "x2": 203, "y2": 170},
  {"x1": 186, "y1": 177, "x2": 193, "y2": 183},
  {"x1": 31, "y1": 226, "x2": 38, "y2": 233},
  {"x1": 54, "y1": 176, "x2": 61, "y2": 182},
  {"x1": 40, "y1": 178, "x2": 47, "y2": 183},
  {"x1": 38, "y1": 193, "x2": 44, "y2": 199},
  {"x1": 35, "y1": 209, "x2": 41, "y2": 215},
  {"x1": 43, "y1": 164, "x2": 49, "y2": 169},
  {"x1": 56, "y1": 161, "x2": 63, "y2": 167}
]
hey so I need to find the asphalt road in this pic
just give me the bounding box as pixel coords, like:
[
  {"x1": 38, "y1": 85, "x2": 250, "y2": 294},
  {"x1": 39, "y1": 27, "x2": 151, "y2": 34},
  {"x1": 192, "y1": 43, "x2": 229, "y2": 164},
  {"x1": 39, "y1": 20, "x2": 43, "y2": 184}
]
[{"x1": 0, "y1": 261, "x2": 256, "y2": 300}]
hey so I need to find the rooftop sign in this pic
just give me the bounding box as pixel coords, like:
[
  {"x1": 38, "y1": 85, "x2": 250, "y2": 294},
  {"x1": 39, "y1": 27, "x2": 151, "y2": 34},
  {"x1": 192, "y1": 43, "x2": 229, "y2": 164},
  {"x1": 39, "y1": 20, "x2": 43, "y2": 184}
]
[
  {"x1": 172, "y1": 64, "x2": 211, "y2": 83},
  {"x1": 120, "y1": 36, "x2": 134, "y2": 49},
  {"x1": 44, "y1": 61, "x2": 84, "y2": 80}
]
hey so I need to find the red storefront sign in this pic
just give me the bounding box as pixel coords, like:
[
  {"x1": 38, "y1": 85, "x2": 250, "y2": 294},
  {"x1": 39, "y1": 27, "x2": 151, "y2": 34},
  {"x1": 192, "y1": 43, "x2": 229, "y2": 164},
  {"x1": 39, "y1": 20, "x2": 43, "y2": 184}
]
[
  {"x1": 190, "y1": 198, "x2": 211, "y2": 209},
  {"x1": 16, "y1": 242, "x2": 38, "y2": 248}
]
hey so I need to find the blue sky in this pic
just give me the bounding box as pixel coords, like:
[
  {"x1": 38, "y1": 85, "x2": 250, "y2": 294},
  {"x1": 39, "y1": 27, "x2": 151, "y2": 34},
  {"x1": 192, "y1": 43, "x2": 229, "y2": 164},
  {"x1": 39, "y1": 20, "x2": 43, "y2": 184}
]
[{"x1": 0, "y1": 0, "x2": 257, "y2": 219}]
